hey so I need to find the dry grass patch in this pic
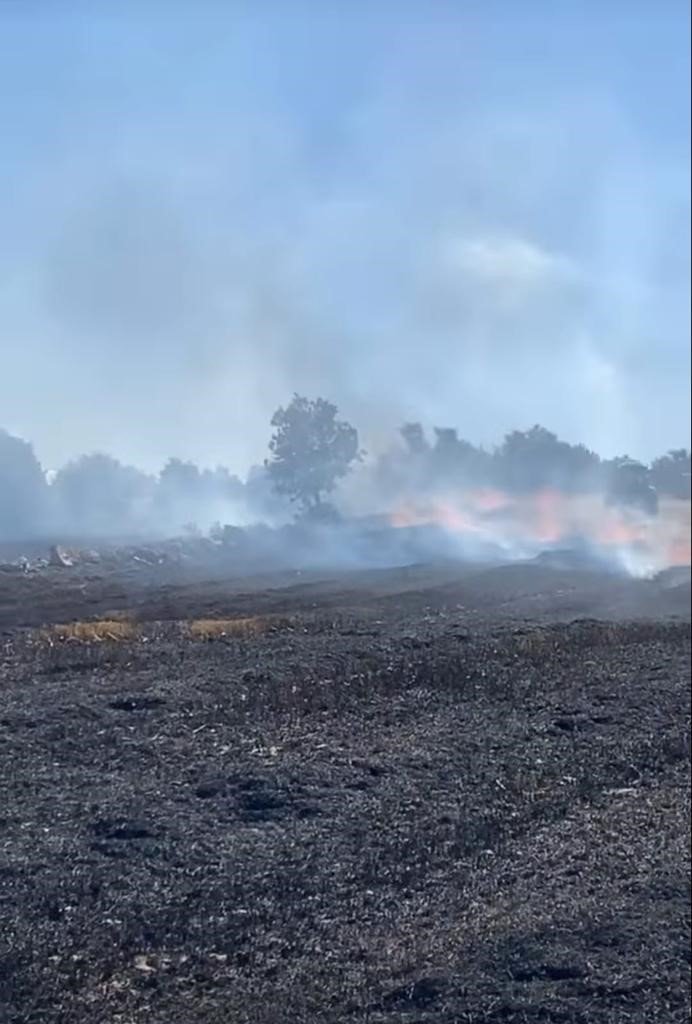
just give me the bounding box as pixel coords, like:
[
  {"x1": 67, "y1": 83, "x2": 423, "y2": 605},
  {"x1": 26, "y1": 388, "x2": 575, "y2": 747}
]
[
  {"x1": 186, "y1": 615, "x2": 293, "y2": 640},
  {"x1": 41, "y1": 619, "x2": 139, "y2": 643}
]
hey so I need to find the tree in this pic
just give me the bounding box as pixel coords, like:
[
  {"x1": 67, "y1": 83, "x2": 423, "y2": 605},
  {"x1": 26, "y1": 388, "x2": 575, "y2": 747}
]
[
  {"x1": 0, "y1": 429, "x2": 48, "y2": 539},
  {"x1": 245, "y1": 464, "x2": 290, "y2": 520},
  {"x1": 52, "y1": 453, "x2": 154, "y2": 535},
  {"x1": 431, "y1": 427, "x2": 486, "y2": 481},
  {"x1": 650, "y1": 449, "x2": 691, "y2": 499},
  {"x1": 156, "y1": 459, "x2": 247, "y2": 531},
  {"x1": 265, "y1": 395, "x2": 361, "y2": 513},
  {"x1": 158, "y1": 458, "x2": 201, "y2": 495},
  {"x1": 154, "y1": 459, "x2": 203, "y2": 530},
  {"x1": 495, "y1": 425, "x2": 600, "y2": 492},
  {"x1": 200, "y1": 466, "x2": 244, "y2": 504},
  {"x1": 603, "y1": 456, "x2": 658, "y2": 515},
  {"x1": 400, "y1": 422, "x2": 429, "y2": 456}
]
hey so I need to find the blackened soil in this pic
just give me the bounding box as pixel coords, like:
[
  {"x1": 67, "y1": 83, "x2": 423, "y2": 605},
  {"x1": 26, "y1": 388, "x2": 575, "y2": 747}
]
[
  {"x1": 0, "y1": 566, "x2": 690, "y2": 1023},
  {"x1": 0, "y1": 558, "x2": 690, "y2": 630}
]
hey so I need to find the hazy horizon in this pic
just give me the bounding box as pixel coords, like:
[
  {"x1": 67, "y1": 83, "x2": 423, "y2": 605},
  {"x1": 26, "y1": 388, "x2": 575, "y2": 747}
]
[{"x1": 1, "y1": 2, "x2": 690, "y2": 474}]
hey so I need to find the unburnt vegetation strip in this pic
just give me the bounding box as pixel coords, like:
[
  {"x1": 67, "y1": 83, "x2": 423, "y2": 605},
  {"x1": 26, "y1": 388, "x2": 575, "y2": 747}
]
[{"x1": 0, "y1": 592, "x2": 690, "y2": 1023}]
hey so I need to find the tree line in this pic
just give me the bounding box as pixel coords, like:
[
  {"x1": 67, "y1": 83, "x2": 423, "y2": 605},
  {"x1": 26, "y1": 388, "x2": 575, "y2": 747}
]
[{"x1": 1, "y1": 394, "x2": 690, "y2": 541}]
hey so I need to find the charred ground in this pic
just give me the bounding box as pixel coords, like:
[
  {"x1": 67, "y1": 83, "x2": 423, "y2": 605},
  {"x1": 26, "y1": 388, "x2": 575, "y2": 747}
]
[{"x1": 0, "y1": 559, "x2": 690, "y2": 1023}]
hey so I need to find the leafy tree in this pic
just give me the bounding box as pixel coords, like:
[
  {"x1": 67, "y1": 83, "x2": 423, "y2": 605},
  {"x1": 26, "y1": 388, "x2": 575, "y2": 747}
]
[
  {"x1": 496, "y1": 425, "x2": 599, "y2": 492},
  {"x1": 155, "y1": 459, "x2": 246, "y2": 531},
  {"x1": 400, "y1": 422, "x2": 429, "y2": 456},
  {"x1": 602, "y1": 455, "x2": 650, "y2": 486},
  {"x1": 650, "y1": 449, "x2": 691, "y2": 499},
  {"x1": 432, "y1": 427, "x2": 460, "y2": 459},
  {"x1": 154, "y1": 458, "x2": 203, "y2": 528},
  {"x1": 52, "y1": 453, "x2": 153, "y2": 535},
  {"x1": 158, "y1": 460, "x2": 244, "y2": 504},
  {"x1": 199, "y1": 466, "x2": 245, "y2": 504},
  {"x1": 0, "y1": 429, "x2": 48, "y2": 539},
  {"x1": 430, "y1": 427, "x2": 488, "y2": 481},
  {"x1": 266, "y1": 395, "x2": 361, "y2": 512},
  {"x1": 565, "y1": 443, "x2": 601, "y2": 485},
  {"x1": 602, "y1": 456, "x2": 658, "y2": 514},
  {"x1": 158, "y1": 458, "x2": 201, "y2": 495}
]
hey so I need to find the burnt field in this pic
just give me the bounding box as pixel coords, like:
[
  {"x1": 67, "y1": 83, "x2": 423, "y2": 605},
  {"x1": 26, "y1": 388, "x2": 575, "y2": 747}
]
[{"x1": 0, "y1": 560, "x2": 690, "y2": 1023}]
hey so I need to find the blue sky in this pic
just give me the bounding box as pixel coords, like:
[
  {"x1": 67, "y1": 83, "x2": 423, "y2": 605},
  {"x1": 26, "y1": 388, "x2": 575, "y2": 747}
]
[{"x1": 1, "y1": 1, "x2": 689, "y2": 472}]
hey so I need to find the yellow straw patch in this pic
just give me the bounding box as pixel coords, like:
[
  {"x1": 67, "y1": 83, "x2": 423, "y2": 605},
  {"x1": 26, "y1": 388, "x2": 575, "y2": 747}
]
[
  {"x1": 186, "y1": 616, "x2": 291, "y2": 639},
  {"x1": 42, "y1": 619, "x2": 139, "y2": 643}
]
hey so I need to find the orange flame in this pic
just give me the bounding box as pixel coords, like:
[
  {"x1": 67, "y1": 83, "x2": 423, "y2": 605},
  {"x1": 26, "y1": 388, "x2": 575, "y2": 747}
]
[{"x1": 388, "y1": 489, "x2": 691, "y2": 573}]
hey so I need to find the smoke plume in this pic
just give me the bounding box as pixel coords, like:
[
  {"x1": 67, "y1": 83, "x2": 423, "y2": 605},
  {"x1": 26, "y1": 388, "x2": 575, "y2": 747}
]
[{"x1": 0, "y1": 3, "x2": 689, "y2": 571}]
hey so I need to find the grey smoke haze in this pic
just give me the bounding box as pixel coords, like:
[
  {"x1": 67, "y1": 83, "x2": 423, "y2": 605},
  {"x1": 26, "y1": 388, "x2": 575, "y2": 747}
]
[{"x1": 1, "y1": 2, "x2": 689, "y2": 474}]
